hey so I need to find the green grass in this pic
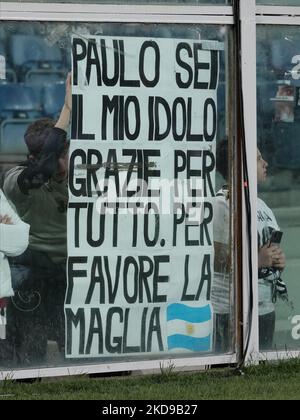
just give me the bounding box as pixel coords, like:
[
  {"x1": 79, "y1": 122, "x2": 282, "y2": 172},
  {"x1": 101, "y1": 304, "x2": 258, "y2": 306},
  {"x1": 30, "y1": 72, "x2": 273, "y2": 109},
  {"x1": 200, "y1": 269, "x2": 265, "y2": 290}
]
[{"x1": 1, "y1": 359, "x2": 300, "y2": 400}]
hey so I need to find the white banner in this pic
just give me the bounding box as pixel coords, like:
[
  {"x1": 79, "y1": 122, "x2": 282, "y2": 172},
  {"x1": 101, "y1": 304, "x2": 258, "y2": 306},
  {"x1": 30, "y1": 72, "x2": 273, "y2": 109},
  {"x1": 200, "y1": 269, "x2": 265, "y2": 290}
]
[{"x1": 66, "y1": 35, "x2": 220, "y2": 358}]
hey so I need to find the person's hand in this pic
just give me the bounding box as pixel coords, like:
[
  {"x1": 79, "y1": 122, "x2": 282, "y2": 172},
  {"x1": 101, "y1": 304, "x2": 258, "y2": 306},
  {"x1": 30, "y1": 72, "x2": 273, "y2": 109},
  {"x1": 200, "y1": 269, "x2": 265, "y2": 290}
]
[
  {"x1": 258, "y1": 243, "x2": 286, "y2": 271},
  {"x1": 0, "y1": 214, "x2": 12, "y2": 224},
  {"x1": 65, "y1": 72, "x2": 72, "y2": 112},
  {"x1": 258, "y1": 243, "x2": 274, "y2": 268},
  {"x1": 55, "y1": 72, "x2": 72, "y2": 131},
  {"x1": 272, "y1": 247, "x2": 286, "y2": 271}
]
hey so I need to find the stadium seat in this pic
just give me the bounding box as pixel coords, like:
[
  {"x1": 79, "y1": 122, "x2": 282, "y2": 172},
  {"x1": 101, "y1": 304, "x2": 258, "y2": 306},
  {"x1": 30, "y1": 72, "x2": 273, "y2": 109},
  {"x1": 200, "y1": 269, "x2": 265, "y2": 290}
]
[
  {"x1": 25, "y1": 69, "x2": 66, "y2": 86},
  {"x1": 0, "y1": 119, "x2": 33, "y2": 154},
  {"x1": 25, "y1": 69, "x2": 66, "y2": 101},
  {"x1": 10, "y1": 35, "x2": 63, "y2": 78},
  {"x1": 42, "y1": 81, "x2": 65, "y2": 118},
  {"x1": 0, "y1": 70, "x2": 18, "y2": 84},
  {"x1": 0, "y1": 84, "x2": 41, "y2": 119}
]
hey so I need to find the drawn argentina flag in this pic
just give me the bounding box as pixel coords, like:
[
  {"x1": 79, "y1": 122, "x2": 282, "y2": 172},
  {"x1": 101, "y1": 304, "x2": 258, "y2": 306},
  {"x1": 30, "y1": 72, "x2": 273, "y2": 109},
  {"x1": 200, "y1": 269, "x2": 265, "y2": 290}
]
[{"x1": 167, "y1": 302, "x2": 213, "y2": 353}]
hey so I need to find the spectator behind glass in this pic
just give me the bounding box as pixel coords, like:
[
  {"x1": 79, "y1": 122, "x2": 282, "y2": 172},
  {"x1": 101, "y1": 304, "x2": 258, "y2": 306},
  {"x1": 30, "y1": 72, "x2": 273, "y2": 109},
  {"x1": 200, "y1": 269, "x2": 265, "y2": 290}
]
[
  {"x1": 212, "y1": 143, "x2": 287, "y2": 352},
  {"x1": 257, "y1": 149, "x2": 286, "y2": 350},
  {"x1": 0, "y1": 190, "x2": 29, "y2": 340},
  {"x1": 212, "y1": 139, "x2": 232, "y2": 353},
  {"x1": 0, "y1": 74, "x2": 71, "y2": 366}
]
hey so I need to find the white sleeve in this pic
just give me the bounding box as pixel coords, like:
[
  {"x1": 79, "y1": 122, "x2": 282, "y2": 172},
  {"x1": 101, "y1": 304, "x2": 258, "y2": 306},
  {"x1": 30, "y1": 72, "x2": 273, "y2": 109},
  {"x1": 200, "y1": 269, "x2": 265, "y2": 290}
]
[{"x1": 0, "y1": 191, "x2": 30, "y2": 257}]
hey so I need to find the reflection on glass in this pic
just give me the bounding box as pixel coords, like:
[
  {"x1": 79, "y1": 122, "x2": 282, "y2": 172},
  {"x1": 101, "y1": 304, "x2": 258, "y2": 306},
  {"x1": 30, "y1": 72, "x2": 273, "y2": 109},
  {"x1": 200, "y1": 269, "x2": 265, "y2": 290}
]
[
  {"x1": 212, "y1": 139, "x2": 233, "y2": 354},
  {"x1": 257, "y1": 25, "x2": 300, "y2": 352},
  {"x1": 0, "y1": 21, "x2": 233, "y2": 371},
  {"x1": 257, "y1": 0, "x2": 300, "y2": 5},
  {"x1": 257, "y1": 149, "x2": 288, "y2": 351},
  {"x1": 1, "y1": 0, "x2": 231, "y2": 4}
]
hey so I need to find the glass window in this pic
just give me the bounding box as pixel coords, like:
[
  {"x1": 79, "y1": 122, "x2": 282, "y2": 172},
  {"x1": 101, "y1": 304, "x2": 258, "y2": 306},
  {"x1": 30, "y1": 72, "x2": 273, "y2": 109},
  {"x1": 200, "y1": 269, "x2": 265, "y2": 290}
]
[
  {"x1": 0, "y1": 20, "x2": 234, "y2": 371},
  {"x1": 257, "y1": 0, "x2": 300, "y2": 5},
  {"x1": 1, "y1": 0, "x2": 231, "y2": 4},
  {"x1": 257, "y1": 25, "x2": 300, "y2": 352}
]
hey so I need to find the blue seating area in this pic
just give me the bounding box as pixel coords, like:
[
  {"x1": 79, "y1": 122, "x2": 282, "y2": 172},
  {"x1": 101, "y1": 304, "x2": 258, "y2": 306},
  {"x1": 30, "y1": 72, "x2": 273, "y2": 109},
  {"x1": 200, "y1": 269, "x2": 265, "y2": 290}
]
[
  {"x1": 0, "y1": 84, "x2": 41, "y2": 155},
  {"x1": 0, "y1": 84, "x2": 41, "y2": 119},
  {"x1": 0, "y1": 81, "x2": 68, "y2": 154},
  {"x1": 0, "y1": 32, "x2": 69, "y2": 156},
  {"x1": 42, "y1": 81, "x2": 65, "y2": 118},
  {"x1": 25, "y1": 69, "x2": 66, "y2": 86},
  {"x1": 1, "y1": 119, "x2": 34, "y2": 154},
  {"x1": 10, "y1": 35, "x2": 64, "y2": 78}
]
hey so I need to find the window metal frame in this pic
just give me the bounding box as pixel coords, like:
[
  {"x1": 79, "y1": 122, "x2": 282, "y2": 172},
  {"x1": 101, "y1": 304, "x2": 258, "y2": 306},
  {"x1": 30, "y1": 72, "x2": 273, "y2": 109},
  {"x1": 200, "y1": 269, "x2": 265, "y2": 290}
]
[
  {"x1": 238, "y1": 0, "x2": 300, "y2": 364},
  {"x1": 0, "y1": 2, "x2": 234, "y2": 23},
  {"x1": 255, "y1": 3, "x2": 300, "y2": 362},
  {"x1": 3, "y1": 0, "x2": 300, "y2": 380},
  {"x1": 0, "y1": 1, "x2": 241, "y2": 380}
]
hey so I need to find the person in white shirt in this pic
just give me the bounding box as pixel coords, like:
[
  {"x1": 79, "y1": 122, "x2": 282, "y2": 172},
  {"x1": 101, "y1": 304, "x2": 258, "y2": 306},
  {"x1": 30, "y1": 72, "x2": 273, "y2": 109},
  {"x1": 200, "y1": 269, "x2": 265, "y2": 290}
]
[
  {"x1": 257, "y1": 149, "x2": 286, "y2": 350},
  {"x1": 0, "y1": 189, "x2": 29, "y2": 340},
  {"x1": 212, "y1": 145, "x2": 286, "y2": 353}
]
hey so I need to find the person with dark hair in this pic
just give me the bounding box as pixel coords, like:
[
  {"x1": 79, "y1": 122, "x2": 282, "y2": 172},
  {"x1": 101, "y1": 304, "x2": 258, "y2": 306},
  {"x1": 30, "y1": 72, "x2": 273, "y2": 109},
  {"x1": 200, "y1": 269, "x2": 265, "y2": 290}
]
[
  {"x1": 1, "y1": 75, "x2": 71, "y2": 366},
  {"x1": 211, "y1": 139, "x2": 232, "y2": 353},
  {"x1": 257, "y1": 149, "x2": 286, "y2": 350},
  {"x1": 211, "y1": 140, "x2": 287, "y2": 353},
  {"x1": 24, "y1": 118, "x2": 57, "y2": 156}
]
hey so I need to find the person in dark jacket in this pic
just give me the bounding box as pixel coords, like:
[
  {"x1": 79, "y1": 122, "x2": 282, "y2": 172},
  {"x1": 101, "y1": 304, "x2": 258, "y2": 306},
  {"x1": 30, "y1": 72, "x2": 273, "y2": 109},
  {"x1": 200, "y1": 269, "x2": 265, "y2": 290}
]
[{"x1": 0, "y1": 75, "x2": 71, "y2": 367}]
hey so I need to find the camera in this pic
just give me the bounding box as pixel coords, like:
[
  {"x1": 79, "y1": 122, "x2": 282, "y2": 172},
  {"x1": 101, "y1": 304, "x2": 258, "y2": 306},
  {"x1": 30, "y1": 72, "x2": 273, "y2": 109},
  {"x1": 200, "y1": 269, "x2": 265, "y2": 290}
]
[{"x1": 269, "y1": 230, "x2": 283, "y2": 245}]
